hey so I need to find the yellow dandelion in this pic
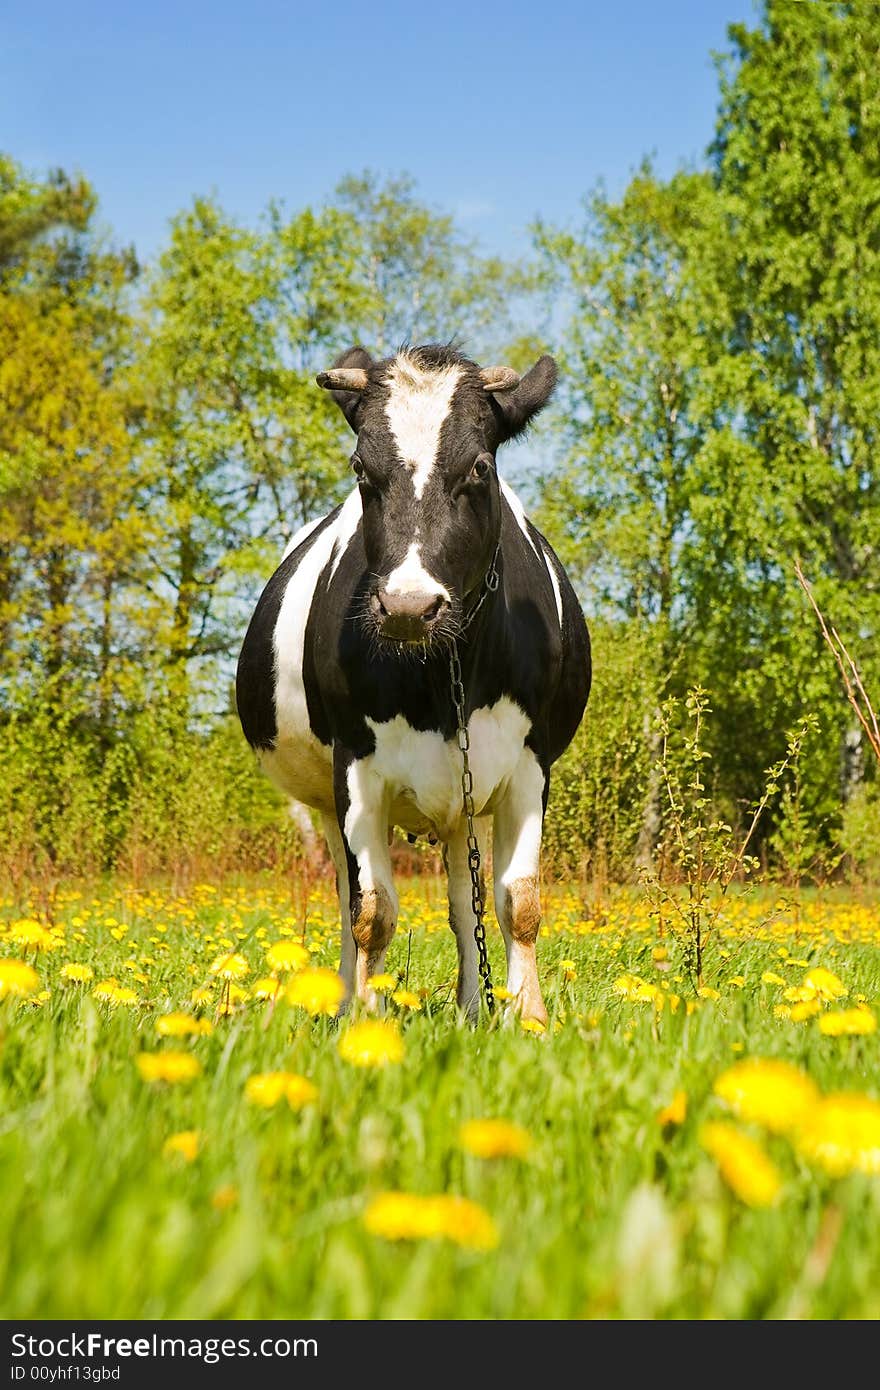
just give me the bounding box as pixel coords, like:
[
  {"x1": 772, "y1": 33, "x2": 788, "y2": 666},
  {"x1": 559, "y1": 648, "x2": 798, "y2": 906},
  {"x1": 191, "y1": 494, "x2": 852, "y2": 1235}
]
[
  {"x1": 287, "y1": 967, "x2": 346, "y2": 1017},
  {"x1": 59, "y1": 962, "x2": 94, "y2": 984},
  {"x1": 163, "y1": 1130, "x2": 201, "y2": 1162},
  {"x1": 819, "y1": 1008, "x2": 877, "y2": 1037},
  {"x1": 244, "y1": 1071, "x2": 318, "y2": 1109},
  {"x1": 459, "y1": 1118, "x2": 532, "y2": 1160},
  {"x1": 761, "y1": 971, "x2": 786, "y2": 986},
  {"x1": 209, "y1": 952, "x2": 250, "y2": 981},
  {"x1": 136, "y1": 1051, "x2": 202, "y2": 1084},
  {"x1": 795, "y1": 1093, "x2": 880, "y2": 1177},
  {"x1": 93, "y1": 979, "x2": 139, "y2": 1006},
  {"x1": 251, "y1": 976, "x2": 283, "y2": 1000},
  {"x1": 493, "y1": 986, "x2": 514, "y2": 1001},
  {"x1": 338, "y1": 1019, "x2": 404, "y2": 1067},
  {"x1": 156, "y1": 1012, "x2": 213, "y2": 1038},
  {"x1": 697, "y1": 985, "x2": 721, "y2": 1001},
  {"x1": 363, "y1": 1192, "x2": 498, "y2": 1250},
  {"x1": 0, "y1": 958, "x2": 40, "y2": 999},
  {"x1": 728, "y1": 976, "x2": 746, "y2": 989},
  {"x1": 714, "y1": 1058, "x2": 818, "y2": 1134},
  {"x1": 802, "y1": 967, "x2": 847, "y2": 1003},
  {"x1": 8, "y1": 920, "x2": 55, "y2": 951},
  {"x1": 559, "y1": 958, "x2": 577, "y2": 982},
  {"x1": 520, "y1": 1016, "x2": 547, "y2": 1035},
  {"x1": 190, "y1": 986, "x2": 213, "y2": 1005},
  {"x1": 700, "y1": 1121, "x2": 782, "y2": 1207},
  {"x1": 391, "y1": 989, "x2": 422, "y2": 1010},
  {"x1": 790, "y1": 999, "x2": 822, "y2": 1022},
  {"x1": 657, "y1": 1089, "x2": 688, "y2": 1128},
  {"x1": 264, "y1": 940, "x2": 310, "y2": 973},
  {"x1": 368, "y1": 973, "x2": 396, "y2": 993},
  {"x1": 651, "y1": 945, "x2": 669, "y2": 963},
  {"x1": 211, "y1": 1184, "x2": 238, "y2": 1210}
]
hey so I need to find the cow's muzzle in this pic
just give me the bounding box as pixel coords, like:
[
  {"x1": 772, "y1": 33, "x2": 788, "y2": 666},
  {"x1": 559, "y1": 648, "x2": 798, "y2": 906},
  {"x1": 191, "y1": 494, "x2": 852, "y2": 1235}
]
[{"x1": 371, "y1": 588, "x2": 450, "y2": 642}]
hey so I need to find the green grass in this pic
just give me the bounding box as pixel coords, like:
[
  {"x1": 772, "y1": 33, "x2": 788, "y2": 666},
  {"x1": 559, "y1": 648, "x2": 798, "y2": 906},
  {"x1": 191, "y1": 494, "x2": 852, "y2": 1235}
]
[{"x1": 1, "y1": 875, "x2": 879, "y2": 1319}]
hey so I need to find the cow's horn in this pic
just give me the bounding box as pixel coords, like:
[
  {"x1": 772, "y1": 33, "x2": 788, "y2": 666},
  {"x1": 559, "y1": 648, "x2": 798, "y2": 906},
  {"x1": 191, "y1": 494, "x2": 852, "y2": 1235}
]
[
  {"x1": 480, "y1": 366, "x2": 521, "y2": 393},
  {"x1": 316, "y1": 368, "x2": 369, "y2": 392}
]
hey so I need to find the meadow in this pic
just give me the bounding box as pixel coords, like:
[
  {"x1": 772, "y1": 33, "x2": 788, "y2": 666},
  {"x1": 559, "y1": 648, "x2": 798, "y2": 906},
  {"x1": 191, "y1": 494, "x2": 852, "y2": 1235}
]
[{"x1": 1, "y1": 870, "x2": 879, "y2": 1320}]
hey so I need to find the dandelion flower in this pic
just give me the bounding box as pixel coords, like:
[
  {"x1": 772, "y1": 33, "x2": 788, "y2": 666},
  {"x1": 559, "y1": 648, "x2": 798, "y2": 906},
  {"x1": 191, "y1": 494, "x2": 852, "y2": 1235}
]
[
  {"x1": 136, "y1": 1051, "x2": 202, "y2": 1085},
  {"x1": 209, "y1": 952, "x2": 250, "y2": 981},
  {"x1": 8, "y1": 920, "x2": 56, "y2": 951},
  {"x1": 163, "y1": 1130, "x2": 201, "y2": 1162},
  {"x1": 700, "y1": 1121, "x2": 782, "y2": 1207},
  {"x1": 493, "y1": 986, "x2": 514, "y2": 1001},
  {"x1": 245, "y1": 1071, "x2": 318, "y2": 1109},
  {"x1": 657, "y1": 1090, "x2": 687, "y2": 1128},
  {"x1": 819, "y1": 1008, "x2": 876, "y2": 1037},
  {"x1": 559, "y1": 959, "x2": 577, "y2": 982},
  {"x1": 251, "y1": 977, "x2": 283, "y2": 1000},
  {"x1": 391, "y1": 989, "x2": 422, "y2": 1010},
  {"x1": 211, "y1": 1184, "x2": 238, "y2": 1210},
  {"x1": 265, "y1": 940, "x2": 310, "y2": 973},
  {"x1": 697, "y1": 985, "x2": 721, "y2": 1001},
  {"x1": 368, "y1": 973, "x2": 396, "y2": 993},
  {"x1": 93, "y1": 980, "x2": 139, "y2": 1006},
  {"x1": 287, "y1": 967, "x2": 346, "y2": 1017},
  {"x1": 795, "y1": 1094, "x2": 880, "y2": 1177},
  {"x1": 714, "y1": 1058, "x2": 818, "y2": 1134},
  {"x1": 363, "y1": 1192, "x2": 498, "y2": 1250},
  {"x1": 614, "y1": 974, "x2": 663, "y2": 1007},
  {"x1": 0, "y1": 958, "x2": 40, "y2": 999},
  {"x1": 520, "y1": 1017, "x2": 546, "y2": 1035},
  {"x1": 190, "y1": 987, "x2": 213, "y2": 1005},
  {"x1": 790, "y1": 999, "x2": 822, "y2": 1022},
  {"x1": 459, "y1": 1118, "x2": 532, "y2": 1159},
  {"x1": 156, "y1": 1012, "x2": 213, "y2": 1038},
  {"x1": 802, "y1": 967, "x2": 847, "y2": 1003},
  {"x1": 338, "y1": 1019, "x2": 404, "y2": 1067},
  {"x1": 59, "y1": 962, "x2": 94, "y2": 984},
  {"x1": 761, "y1": 971, "x2": 786, "y2": 986}
]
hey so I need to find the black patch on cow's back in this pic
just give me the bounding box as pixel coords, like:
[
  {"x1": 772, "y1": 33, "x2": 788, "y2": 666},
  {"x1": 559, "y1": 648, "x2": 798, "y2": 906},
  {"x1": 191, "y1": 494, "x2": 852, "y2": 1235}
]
[{"x1": 235, "y1": 506, "x2": 342, "y2": 751}]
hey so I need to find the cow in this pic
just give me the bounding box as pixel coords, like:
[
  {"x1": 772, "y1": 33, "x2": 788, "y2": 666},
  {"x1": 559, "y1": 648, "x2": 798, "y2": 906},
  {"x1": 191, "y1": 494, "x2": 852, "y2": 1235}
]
[{"x1": 235, "y1": 344, "x2": 591, "y2": 1023}]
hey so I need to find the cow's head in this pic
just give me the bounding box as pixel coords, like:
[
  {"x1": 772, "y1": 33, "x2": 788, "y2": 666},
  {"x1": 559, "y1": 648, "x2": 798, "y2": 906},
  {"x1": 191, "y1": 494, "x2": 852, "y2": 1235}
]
[{"x1": 316, "y1": 344, "x2": 556, "y2": 645}]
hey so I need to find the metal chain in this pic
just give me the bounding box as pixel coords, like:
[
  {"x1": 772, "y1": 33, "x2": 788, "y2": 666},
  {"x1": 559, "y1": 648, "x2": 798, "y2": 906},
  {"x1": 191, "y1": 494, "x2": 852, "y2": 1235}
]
[
  {"x1": 459, "y1": 544, "x2": 500, "y2": 632},
  {"x1": 449, "y1": 636, "x2": 495, "y2": 1015}
]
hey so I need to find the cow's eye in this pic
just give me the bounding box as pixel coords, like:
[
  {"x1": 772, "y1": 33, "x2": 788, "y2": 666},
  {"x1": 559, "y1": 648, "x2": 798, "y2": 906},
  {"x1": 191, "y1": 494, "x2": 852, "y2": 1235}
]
[
  {"x1": 469, "y1": 453, "x2": 494, "y2": 482},
  {"x1": 351, "y1": 453, "x2": 365, "y2": 480}
]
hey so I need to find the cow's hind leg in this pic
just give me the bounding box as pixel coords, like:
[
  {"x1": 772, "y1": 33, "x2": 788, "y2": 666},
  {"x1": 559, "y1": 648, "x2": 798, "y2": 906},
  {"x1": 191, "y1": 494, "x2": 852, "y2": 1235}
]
[
  {"x1": 334, "y1": 750, "x2": 397, "y2": 1009},
  {"x1": 492, "y1": 751, "x2": 548, "y2": 1025},
  {"x1": 321, "y1": 814, "x2": 355, "y2": 1014},
  {"x1": 445, "y1": 816, "x2": 490, "y2": 1022}
]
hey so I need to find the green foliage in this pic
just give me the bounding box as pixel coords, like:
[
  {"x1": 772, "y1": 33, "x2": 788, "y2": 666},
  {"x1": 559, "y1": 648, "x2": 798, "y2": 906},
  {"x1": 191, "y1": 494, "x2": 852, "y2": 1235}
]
[
  {"x1": 641, "y1": 689, "x2": 817, "y2": 988},
  {"x1": 542, "y1": 620, "x2": 657, "y2": 884}
]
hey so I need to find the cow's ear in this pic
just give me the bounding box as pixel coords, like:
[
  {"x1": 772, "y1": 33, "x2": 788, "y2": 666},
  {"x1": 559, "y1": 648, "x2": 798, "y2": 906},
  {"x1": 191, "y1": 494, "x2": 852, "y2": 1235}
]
[
  {"x1": 316, "y1": 346, "x2": 373, "y2": 432},
  {"x1": 488, "y1": 355, "x2": 557, "y2": 442}
]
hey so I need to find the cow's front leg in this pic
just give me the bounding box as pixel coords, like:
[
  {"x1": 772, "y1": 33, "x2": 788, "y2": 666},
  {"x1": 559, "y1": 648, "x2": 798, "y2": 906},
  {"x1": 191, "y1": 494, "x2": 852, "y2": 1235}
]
[
  {"x1": 445, "y1": 816, "x2": 490, "y2": 1022},
  {"x1": 333, "y1": 748, "x2": 397, "y2": 1008},
  {"x1": 321, "y1": 814, "x2": 356, "y2": 1013},
  {"x1": 492, "y1": 751, "x2": 548, "y2": 1025}
]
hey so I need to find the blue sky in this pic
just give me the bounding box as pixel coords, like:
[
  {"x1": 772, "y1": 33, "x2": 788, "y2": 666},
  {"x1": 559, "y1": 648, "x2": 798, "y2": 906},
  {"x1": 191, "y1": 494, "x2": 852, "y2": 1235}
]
[{"x1": 3, "y1": 0, "x2": 759, "y2": 265}]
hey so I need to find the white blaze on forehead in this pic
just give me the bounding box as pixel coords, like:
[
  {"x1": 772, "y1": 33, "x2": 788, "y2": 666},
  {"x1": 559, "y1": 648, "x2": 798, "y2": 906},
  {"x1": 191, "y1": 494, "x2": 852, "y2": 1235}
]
[
  {"x1": 384, "y1": 541, "x2": 450, "y2": 600},
  {"x1": 384, "y1": 355, "x2": 463, "y2": 500}
]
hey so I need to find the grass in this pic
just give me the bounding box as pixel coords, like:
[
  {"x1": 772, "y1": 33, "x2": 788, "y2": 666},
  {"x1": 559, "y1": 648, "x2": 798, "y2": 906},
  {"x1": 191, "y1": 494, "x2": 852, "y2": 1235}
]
[{"x1": 1, "y1": 872, "x2": 880, "y2": 1319}]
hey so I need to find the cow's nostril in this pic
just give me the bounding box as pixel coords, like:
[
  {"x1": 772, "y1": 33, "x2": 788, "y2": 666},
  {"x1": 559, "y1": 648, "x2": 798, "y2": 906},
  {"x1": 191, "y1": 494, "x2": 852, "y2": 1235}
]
[{"x1": 421, "y1": 595, "x2": 444, "y2": 622}]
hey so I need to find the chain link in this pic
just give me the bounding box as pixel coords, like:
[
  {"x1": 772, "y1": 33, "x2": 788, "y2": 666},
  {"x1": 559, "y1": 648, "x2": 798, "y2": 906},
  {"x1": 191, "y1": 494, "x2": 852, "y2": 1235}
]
[{"x1": 449, "y1": 637, "x2": 495, "y2": 1015}]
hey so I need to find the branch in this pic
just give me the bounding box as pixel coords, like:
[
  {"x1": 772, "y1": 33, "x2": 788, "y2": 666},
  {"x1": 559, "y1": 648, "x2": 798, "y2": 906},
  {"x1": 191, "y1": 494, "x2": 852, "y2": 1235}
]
[{"x1": 795, "y1": 559, "x2": 880, "y2": 763}]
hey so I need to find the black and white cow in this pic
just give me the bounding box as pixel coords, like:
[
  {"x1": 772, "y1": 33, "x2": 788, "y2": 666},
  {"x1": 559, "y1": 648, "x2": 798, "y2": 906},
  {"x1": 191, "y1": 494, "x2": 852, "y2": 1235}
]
[{"x1": 236, "y1": 345, "x2": 591, "y2": 1023}]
